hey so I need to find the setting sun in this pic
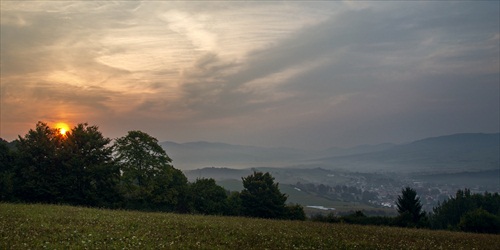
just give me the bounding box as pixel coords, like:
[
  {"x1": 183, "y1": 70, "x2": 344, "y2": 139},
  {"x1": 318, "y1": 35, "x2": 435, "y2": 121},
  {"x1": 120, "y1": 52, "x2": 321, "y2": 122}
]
[{"x1": 55, "y1": 122, "x2": 70, "y2": 136}]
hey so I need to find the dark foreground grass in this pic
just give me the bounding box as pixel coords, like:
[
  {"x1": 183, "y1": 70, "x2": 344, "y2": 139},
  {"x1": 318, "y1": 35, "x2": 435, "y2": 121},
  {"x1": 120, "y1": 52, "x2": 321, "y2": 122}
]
[{"x1": 1, "y1": 203, "x2": 499, "y2": 249}]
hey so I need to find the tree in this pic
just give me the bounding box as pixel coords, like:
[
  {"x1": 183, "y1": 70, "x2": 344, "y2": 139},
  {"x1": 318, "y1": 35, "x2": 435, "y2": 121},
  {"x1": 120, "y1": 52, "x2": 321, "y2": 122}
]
[
  {"x1": 395, "y1": 187, "x2": 425, "y2": 227},
  {"x1": 61, "y1": 123, "x2": 120, "y2": 207},
  {"x1": 189, "y1": 178, "x2": 228, "y2": 215},
  {"x1": 458, "y1": 208, "x2": 500, "y2": 234},
  {"x1": 0, "y1": 139, "x2": 15, "y2": 201},
  {"x1": 431, "y1": 189, "x2": 475, "y2": 230},
  {"x1": 431, "y1": 189, "x2": 500, "y2": 231},
  {"x1": 14, "y1": 122, "x2": 65, "y2": 203},
  {"x1": 240, "y1": 171, "x2": 288, "y2": 219},
  {"x1": 114, "y1": 131, "x2": 187, "y2": 211},
  {"x1": 226, "y1": 191, "x2": 243, "y2": 216},
  {"x1": 284, "y1": 204, "x2": 306, "y2": 220}
]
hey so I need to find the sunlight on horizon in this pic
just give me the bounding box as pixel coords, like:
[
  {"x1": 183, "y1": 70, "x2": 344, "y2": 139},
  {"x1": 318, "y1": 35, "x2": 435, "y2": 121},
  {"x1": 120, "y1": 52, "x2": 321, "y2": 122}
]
[{"x1": 55, "y1": 122, "x2": 70, "y2": 136}]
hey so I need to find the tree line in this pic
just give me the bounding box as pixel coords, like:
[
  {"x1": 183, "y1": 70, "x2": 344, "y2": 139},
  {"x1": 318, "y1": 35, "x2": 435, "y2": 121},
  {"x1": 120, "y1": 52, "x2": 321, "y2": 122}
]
[
  {"x1": 312, "y1": 187, "x2": 500, "y2": 234},
  {"x1": 0, "y1": 122, "x2": 305, "y2": 220}
]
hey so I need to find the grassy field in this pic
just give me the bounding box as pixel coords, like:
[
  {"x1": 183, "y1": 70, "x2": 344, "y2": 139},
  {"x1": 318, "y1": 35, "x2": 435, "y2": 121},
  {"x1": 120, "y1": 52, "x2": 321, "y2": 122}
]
[
  {"x1": 1, "y1": 203, "x2": 499, "y2": 249},
  {"x1": 216, "y1": 179, "x2": 395, "y2": 215}
]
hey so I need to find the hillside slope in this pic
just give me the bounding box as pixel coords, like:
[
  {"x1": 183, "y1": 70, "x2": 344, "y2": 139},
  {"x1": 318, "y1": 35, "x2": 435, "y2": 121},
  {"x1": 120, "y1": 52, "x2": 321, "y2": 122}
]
[
  {"x1": 161, "y1": 141, "x2": 314, "y2": 169},
  {"x1": 314, "y1": 133, "x2": 499, "y2": 173},
  {"x1": 2, "y1": 203, "x2": 499, "y2": 249},
  {"x1": 162, "y1": 133, "x2": 499, "y2": 173}
]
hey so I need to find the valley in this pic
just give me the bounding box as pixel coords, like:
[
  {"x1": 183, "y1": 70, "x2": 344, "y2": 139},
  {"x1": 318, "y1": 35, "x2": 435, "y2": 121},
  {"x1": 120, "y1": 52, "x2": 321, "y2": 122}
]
[{"x1": 168, "y1": 133, "x2": 500, "y2": 214}]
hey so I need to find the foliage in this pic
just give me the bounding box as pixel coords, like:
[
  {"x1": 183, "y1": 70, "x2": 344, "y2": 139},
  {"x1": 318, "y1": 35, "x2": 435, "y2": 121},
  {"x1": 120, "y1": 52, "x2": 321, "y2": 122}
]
[
  {"x1": 240, "y1": 171, "x2": 288, "y2": 219},
  {"x1": 1, "y1": 121, "x2": 305, "y2": 219},
  {"x1": 13, "y1": 122, "x2": 66, "y2": 203},
  {"x1": 458, "y1": 208, "x2": 500, "y2": 234},
  {"x1": 432, "y1": 189, "x2": 500, "y2": 231},
  {"x1": 114, "y1": 130, "x2": 188, "y2": 212},
  {"x1": 0, "y1": 139, "x2": 15, "y2": 201},
  {"x1": 60, "y1": 123, "x2": 120, "y2": 207},
  {"x1": 395, "y1": 187, "x2": 426, "y2": 227},
  {"x1": 311, "y1": 211, "x2": 394, "y2": 226},
  {"x1": 2, "y1": 203, "x2": 500, "y2": 249},
  {"x1": 188, "y1": 178, "x2": 228, "y2": 215},
  {"x1": 310, "y1": 212, "x2": 341, "y2": 223},
  {"x1": 284, "y1": 203, "x2": 306, "y2": 221},
  {"x1": 225, "y1": 191, "x2": 243, "y2": 216},
  {"x1": 11, "y1": 122, "x2": 119, "y2": 207}
]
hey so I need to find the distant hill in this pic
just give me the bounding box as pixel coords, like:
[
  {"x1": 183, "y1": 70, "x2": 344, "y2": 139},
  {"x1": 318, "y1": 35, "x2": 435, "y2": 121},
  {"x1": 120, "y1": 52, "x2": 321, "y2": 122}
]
[
  {"x1": 161, "y1": 141, "x2": 397, "y2": 170},
  {"x1": 161, "y1": 141, "x2": 315, "y2": 170},
  {"x1": 313, "y1": 133, "x2": 499, "y2": 173},
  {"x1": 162, "y1": 133, "x2": 499, "y2": 173},
  {"x1": 325, "y1": 143, "x2": 396, "y2": 157}
]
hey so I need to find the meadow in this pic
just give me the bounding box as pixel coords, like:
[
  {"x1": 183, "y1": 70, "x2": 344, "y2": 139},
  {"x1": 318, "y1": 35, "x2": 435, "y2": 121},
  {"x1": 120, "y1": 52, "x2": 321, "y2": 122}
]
[{"x1": 1, "y1": 203, "x2": 499, "y2": 249}]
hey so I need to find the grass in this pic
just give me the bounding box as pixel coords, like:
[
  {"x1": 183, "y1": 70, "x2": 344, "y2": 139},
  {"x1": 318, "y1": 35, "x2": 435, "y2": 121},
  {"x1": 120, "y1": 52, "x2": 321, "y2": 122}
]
[{"x1": 1, "y1": 203, "x2": 499, "y2": 249}]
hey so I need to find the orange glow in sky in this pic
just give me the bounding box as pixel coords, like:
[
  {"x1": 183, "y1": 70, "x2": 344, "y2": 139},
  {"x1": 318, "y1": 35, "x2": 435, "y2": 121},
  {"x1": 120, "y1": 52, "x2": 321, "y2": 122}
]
[
  {"x1": 55, "y1": 122, "x2": 70, "y2": 136},
  {"x1": 0, "y1": 1, "x2": 498, "y2": 149}
]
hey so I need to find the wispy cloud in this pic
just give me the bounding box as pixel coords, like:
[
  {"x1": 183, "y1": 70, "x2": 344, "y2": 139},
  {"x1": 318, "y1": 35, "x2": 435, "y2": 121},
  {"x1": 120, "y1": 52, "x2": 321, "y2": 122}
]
[{"x1": 1, "y1": 1, "x2": 498, "y2": 148}]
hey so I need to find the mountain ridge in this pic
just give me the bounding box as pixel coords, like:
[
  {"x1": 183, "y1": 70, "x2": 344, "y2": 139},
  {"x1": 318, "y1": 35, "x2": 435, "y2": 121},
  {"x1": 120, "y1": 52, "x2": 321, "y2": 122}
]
[
  {"x1": 161, "y1": 132, "x2": 499, "y2": 173},
  {"x1": 312, "y1": 133, "x2": 499, "y2": 173}
]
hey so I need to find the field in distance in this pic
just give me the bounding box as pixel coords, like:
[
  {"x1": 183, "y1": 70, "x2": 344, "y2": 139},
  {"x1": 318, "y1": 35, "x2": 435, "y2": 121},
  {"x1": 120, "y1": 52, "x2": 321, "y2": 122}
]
[
  {"x1": 1, "y1": 203, "x2": 499, "y2": 249},
  {"x1": 216, "y1": 179, "x2": 396, "y2": 216}
]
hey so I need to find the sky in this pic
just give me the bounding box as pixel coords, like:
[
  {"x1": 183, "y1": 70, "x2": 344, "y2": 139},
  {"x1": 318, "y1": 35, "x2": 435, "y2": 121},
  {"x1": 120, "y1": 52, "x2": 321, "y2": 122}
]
[{"x1": 1, "y1": 1, "x2": 499, "y2": 150}]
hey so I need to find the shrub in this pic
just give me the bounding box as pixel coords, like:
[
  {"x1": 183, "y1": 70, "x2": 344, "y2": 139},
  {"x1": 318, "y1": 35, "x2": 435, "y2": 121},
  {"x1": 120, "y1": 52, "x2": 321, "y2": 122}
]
[{"x1": 458, "y1": 208, "x2": 500, "y2": 234}]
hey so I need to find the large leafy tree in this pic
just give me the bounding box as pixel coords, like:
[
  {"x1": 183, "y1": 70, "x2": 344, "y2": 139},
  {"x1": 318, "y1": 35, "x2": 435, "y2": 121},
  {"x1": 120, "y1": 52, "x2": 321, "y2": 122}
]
[
  {"x1": 114, "y1": 131, "x2": 188, "y2": 211},
  {"x1": 189, "y1": 178, "x2": 228, "y2": 215},
  {"x1": 14, "y1": 122, "x2": 65, "y2": 202},
  {"x1": 240, "y1": 171, "x2": 288, "y2": 219},
  {"x1": 395, "y1": 187, "x2": 425, "y2": 227},
  {"x1": 61, "y1": 123, "x2": 120, "y2": 207}
]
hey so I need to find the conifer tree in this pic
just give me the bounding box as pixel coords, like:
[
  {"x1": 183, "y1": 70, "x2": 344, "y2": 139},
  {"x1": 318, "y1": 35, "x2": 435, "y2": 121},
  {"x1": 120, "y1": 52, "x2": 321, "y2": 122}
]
[{"x1": 396, "y1": 187, "x2": 425, "y2": 227}]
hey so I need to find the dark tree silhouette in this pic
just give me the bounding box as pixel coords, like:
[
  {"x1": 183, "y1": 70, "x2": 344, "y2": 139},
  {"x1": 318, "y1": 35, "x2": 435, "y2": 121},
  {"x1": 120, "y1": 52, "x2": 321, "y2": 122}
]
[
  {"x1": 114, "y1": 130, "x2": 188, "y2": 211},
  {"x1": 240, "y1": 171, "x2": 288, "y2": 219},
  {"x1": 189, "y1": 178, "x2": 228, "y2": 215},
  {"x1": 14, "y1": 122, "x2": 66, "y2": 203},
  {"x1": 0, "y1": 139, "x2": 15, "y2": 201},
  {"x1": 61, "y1": 123, "x2": 120, "y2": 207},
  {"x1": 432, "y1": 189, "x2": 500, "y2": 231},
  {"x1": 396, "y1": 187, "x2": 425, "y2": 227},
  {"x1": 13, "y1": 122, "x2": 119, "y2": 207}
]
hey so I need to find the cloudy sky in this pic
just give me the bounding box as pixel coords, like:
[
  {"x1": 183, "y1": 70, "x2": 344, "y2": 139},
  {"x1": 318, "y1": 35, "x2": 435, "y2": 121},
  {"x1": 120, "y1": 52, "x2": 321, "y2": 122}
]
[{"x1": 1, "y1": 1, "x2": 499, "y2": 149}]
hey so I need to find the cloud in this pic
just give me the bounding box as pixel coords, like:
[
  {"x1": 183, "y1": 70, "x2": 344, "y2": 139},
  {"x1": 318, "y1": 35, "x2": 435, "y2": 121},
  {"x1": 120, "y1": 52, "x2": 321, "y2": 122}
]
[
  {"x1": 173, "y1": 1, "x2": 498, "y2": 147},
  {"x1": 161, "y1": 10, "x2": 217, "y2": 52},
  {"x1": 1, "y1": 1, "x2": 498, "y2": 149}
]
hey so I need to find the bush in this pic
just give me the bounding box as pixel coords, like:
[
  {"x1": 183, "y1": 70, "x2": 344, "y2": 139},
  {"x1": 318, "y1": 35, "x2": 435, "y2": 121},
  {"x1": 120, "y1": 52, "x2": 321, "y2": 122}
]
[
  {"x1": 311, "y1": 211, "x2": 394, "y2": 226},
  {"x1": 458, "y1": 208, "x2": 500, "y2": 234},
  {"x1": 285, "y1": 204, "x2": 306, "y2": 221},
  {"x1": 342, "y1": 211, "x2": 394, "y2": 226},
  {"x1": 310, "y1": 212, "x2": 341, "y2": 223}
]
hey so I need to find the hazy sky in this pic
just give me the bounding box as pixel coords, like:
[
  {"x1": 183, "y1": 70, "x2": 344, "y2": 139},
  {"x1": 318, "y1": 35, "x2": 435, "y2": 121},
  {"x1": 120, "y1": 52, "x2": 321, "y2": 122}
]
[{"x1": 1, "y1": 1, "x2": 499, "y2": 149}]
